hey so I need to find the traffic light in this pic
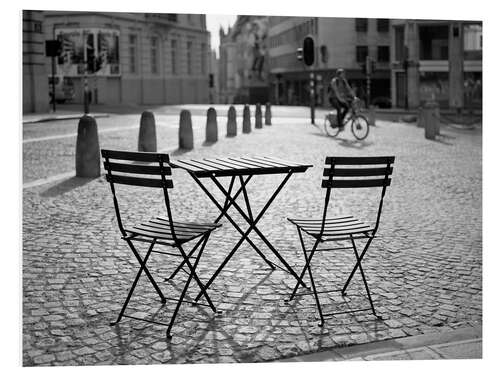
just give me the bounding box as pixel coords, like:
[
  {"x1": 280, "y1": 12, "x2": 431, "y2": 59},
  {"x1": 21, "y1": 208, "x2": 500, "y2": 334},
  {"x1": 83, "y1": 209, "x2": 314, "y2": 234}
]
[
  {"x1": 303, "y1": 36, "x2": 315, "y2": 66},
  {"x1": 209, "y1": 73, "x2": 214, "y2": 88},
  {"x1": 45, "y1": 40, "x2": 62, "y2": 57},
  {"x1": 296, "y1": 47, "x2": 303, "y2": 61}
]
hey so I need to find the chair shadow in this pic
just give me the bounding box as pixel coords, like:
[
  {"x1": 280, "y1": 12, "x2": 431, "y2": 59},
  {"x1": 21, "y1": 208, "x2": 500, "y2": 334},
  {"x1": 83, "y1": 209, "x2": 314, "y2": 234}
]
[{"x1": 39, "y1": 176, "x2": 97, "y2": 197}]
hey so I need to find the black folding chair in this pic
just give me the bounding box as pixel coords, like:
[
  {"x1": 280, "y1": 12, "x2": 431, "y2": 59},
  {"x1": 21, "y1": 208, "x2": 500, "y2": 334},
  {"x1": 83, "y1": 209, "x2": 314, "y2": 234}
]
[
  {"x1": 101, "y1": 149, "x2": 220, "y2": 339},
  {"x1": 287, "y1": 156, "x2": 395, "y2": 326}
]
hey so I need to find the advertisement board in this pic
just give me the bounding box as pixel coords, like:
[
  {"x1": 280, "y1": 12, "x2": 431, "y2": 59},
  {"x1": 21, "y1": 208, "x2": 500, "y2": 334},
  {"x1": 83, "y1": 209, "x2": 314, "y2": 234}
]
[{"x1": 54, "y1": 28, "x2": 120, "y2": 76}]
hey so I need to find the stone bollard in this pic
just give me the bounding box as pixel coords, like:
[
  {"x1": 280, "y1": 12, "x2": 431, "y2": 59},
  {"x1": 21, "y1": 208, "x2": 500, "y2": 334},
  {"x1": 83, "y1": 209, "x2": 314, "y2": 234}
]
[
  {"x1": 138, "y1": 111, "x2": 157, "y2": 152},
  {"x1": 255, "y1": 103, "x2": 263, "y2": 129},
  {"x1": 265, "y1": 102, "x2": 272, "y2": 125},
  {"x1": 227, "y1": 105, "x2": 237, "y2": 137},
  {"x1": 242, "y1": 104, "x2": 251, "y2": 133},
  {"x1": 423, "y1": 101, "x2": 440, "y2": 140},
  {"x1": 206, "y1": 107, "x2": 218, "y2": 143},
  {"x1": 368, "y1": 105, "x2": 376, "y2": 126},
  {"x1": 75, "y1": 115, "x2": 100, "y2": 178},
  {"x1": 179, "y1": 110, "x2": 194, "y2": 150}
]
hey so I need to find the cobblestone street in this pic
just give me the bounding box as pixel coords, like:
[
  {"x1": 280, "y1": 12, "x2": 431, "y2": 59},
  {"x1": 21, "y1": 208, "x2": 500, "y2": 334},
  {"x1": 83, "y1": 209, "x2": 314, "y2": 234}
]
[{"x1": 22, "y1": 106, "x2": 482, "y2": 365}]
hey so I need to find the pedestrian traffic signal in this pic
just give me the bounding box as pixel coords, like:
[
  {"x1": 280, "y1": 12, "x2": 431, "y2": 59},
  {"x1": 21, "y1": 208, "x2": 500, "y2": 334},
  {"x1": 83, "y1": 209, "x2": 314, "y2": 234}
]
[
  {"x1": 303, "y1": 36, "x2": 315, "y2": 66},
  {"x1": 296, "y1": 47, "x2": 303, "y2": 61}
]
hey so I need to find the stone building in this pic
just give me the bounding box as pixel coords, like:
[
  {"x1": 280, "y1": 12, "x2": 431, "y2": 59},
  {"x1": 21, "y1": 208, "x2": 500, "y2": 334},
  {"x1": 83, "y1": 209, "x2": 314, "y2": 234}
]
[
  {"x1": 23, "y1": 10, "x2": 49, "y2": 113},
  {"x1": 390, "y1": 19, "x2": 482, "y2": 110},
  {"x1": 267, "y1": 17, "x2": 392, "y2": 107},
  {"x1": 30, "y1": 11, "x2": 211, "y2": 109},
  {"x1": 218, "y1": 15, "x2": 270, "y2": 104}
]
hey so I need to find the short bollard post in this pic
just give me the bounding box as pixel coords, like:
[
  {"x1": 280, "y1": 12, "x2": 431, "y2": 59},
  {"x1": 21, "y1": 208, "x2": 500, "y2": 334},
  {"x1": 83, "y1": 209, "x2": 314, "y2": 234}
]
[
  {"x1": 255, "y1": 103, "x2": 263, "y2": 129},
  {"x1": 75, "y1": 115, "x2": 100, "y2": 178},
  {"x1": 179, "y1": 109, "x2": 194, "y2": 150},
  {"x1": 242, "y1": 104, "x2": 251, "y2": 133},
  {"x1": 424, "y1": 100, "x2": 439, "y2": 140},
  {"x1": 227, "y1": 105, "x2": 237, "y2": 137},
  {"x1": 138, "y1": 111, "x2": 157, "y2": 152},
  {"x1": 206, "y1": 107, "x2": 218, "y2": 143},
  {"x1": 265, "y1": 102, "x2": 272, "y2": 125}
]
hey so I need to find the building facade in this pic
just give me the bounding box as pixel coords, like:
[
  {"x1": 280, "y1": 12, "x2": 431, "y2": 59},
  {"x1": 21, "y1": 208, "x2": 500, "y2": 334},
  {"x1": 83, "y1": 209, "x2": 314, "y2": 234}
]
[
  {"x1": 390, "y1": 19, "x2": 482, "y2": 110},
  {"x1": 218, "y1": 16, "x2": 270, "y2": 104},
  {"x1": 23, "y1": 10, "x2": 50, "y2": 113},
  {"x1": 267, "y1": 17, "x2": 392, "y2": 107},
  {"x1": 33, "y1": 11, "x2": 211, "y2": 110}
]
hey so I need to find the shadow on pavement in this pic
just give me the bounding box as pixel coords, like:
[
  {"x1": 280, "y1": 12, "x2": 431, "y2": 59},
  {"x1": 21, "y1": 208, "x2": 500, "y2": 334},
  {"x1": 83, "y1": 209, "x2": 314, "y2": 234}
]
[{"x1": 40, "y1": 176, "x2": 97, "y2": 197}]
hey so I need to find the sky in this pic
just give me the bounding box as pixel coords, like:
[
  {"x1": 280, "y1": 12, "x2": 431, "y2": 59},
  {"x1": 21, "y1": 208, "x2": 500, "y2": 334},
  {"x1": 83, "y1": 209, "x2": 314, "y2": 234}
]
[{"x1": 206, "y1": 14, "x2": 237, "y2": 56}]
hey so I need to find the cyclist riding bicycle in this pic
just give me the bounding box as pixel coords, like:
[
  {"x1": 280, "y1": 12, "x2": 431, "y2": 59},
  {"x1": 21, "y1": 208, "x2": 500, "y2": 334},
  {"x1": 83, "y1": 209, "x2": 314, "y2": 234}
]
[{"x1": 328, "y1": 68, "x2": 356, "y2": 130}]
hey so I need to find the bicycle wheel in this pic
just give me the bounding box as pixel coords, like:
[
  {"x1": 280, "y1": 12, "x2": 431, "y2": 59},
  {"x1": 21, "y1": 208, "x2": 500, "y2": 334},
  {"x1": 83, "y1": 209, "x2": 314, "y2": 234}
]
[
  {"x1": 351, "y1": 115, "x2": 369, "y2": 140},
  {"x1": 324, "y1": 113, "x2": 341, "y2": 137}
]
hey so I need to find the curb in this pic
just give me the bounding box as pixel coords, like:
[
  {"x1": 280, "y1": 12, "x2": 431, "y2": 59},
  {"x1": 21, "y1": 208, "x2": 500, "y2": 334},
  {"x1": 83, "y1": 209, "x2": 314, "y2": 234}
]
[{"x1": 276, "y1": 324, "x2": 481, "y2": 362}]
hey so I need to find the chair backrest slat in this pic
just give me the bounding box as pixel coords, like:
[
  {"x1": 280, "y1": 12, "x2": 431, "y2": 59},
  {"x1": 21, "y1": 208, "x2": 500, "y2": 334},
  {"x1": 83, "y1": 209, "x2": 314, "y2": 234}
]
[
  {"x1": 322, "y1": 156, "x2": 394, "y2": 190},
  {"x1": 103, "y1": 161, "x2": 167, "y2": 175},
  {"x1": 325, "y1": 156, "x2": 395, "y2": 165},
  {"x1": 322, "y1": 178, "x2": 391, "y2": 189},
  {"x1": 101, "y1": 149, "x2": 172, "y2": 189},
  {"x1": 101, "y1": 149, "x2": 169, "y2": 163},
  {"x1": 323, "y1": 167, "x2": 393, "y2": 177},
  {"x1": 106, "y1": 174, "x2": 172, "y2": 188}
]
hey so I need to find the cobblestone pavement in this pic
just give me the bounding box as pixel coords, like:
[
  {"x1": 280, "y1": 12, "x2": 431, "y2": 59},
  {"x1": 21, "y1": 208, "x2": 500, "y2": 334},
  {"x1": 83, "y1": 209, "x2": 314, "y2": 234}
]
[{"x1": 22, "y1": 107, "x2": 482, "y2": 366}]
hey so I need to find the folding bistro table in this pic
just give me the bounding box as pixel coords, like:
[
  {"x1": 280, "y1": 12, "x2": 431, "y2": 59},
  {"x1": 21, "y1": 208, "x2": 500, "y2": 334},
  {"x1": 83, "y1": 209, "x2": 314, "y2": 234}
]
[{"x1": 169, "y1": 156, "x2": 313, "y2": 301}]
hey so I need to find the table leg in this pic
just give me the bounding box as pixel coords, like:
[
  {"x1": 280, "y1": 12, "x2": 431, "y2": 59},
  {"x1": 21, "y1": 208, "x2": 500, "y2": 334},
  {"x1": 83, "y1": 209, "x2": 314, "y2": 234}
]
[{"x1": 209, "y1": 173, "x2": 308, "y2": 289}]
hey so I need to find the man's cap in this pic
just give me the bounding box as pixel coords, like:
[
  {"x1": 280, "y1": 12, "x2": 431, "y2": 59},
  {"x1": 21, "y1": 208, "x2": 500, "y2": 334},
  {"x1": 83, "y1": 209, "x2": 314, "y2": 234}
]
[{"x1": 336, "y1": 68, "x2": 345, "y2": 75}]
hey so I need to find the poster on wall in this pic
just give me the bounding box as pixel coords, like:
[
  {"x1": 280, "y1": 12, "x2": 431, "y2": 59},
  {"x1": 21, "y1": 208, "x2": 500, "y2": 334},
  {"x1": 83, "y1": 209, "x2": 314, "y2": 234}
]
[{"x1": 54, "y1": 28, "x2": 120, "y2": 76}]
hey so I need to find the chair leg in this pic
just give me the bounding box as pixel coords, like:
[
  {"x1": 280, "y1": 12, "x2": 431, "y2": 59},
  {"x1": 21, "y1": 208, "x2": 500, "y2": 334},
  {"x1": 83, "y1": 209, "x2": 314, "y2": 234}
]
[
  {"x1": 165, "y1": 234, "x2": 212, "y2": 339},
  {"x1": 297, "y1": 231, "x2": 325, "y2": 326},
  {"x1": 341, "y1": 236, "x2": 374, "y2": 296},
  {"x1": 111, "y1": 239, "x2": 163, "y2": 326},
  {"x1": 165, "y1": 235, "x2": 206, "y2": 281},
  {"x1": 347, "y1": 235, "x2": 377, "y2": 316},
  {"x1": 289, "y1": 229, "x2": 318, "y2": 300}
]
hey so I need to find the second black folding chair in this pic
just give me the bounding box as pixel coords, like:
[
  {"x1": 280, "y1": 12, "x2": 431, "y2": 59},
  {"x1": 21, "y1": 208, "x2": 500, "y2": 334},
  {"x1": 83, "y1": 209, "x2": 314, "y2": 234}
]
[
  {"x1": 287, "y1": 156, "x2": 395, "y2": 326},
  {"x1": 101, "y1": 149, "x2": 221, "y2": 339}
]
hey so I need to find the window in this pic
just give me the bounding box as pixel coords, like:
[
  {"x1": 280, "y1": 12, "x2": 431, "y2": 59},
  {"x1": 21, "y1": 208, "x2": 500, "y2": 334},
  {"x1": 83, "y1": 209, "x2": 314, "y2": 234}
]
[
  {"x1": 463, "y1": 23, "x2": 482, "y2": 60},
  {"x1": 356, "y1": 46, "x2": 368, "y2": 63},
  {"x1": 355, "y1": 18, "x2": 368, "y2": 32},
  {"x1": 171, "y1": 39, "x2": 177, "y2": 74},
  {"x1": 419, "y1": 25, "x2": 449, "y2": 60},
  {"x1": 377, "y1": 19, "x2": 390, "y2": 32},
  {"x1": 377, "y1": 46, "x2": 390, "y2": 62},
  {"x1": 129, "y1": 34, "x2": 137, "y2": 74},
  {"x1": 151, "y1": 37, "x2": 159, "y2": 74},
  {"x1": 187, "y1": 41, "x2": 192, "y2": 75}
]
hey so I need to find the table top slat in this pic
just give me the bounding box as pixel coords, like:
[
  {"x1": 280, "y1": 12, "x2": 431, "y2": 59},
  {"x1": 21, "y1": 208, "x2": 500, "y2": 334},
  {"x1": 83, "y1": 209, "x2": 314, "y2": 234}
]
[
  {"x1": 171, "y1": 156, "x2": 311, "y2": 177},
  {"x1": 240, "y1": 156, "x2": 289, "y2": 169},
  {"x1": 257, "y1": 156, "x2": 308, "y2": 167}
]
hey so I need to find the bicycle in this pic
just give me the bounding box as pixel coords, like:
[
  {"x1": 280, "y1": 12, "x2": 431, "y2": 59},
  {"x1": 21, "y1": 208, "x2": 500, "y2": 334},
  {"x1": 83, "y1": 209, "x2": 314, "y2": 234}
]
[{"x1": 324, "y1": 98, "x2": 370, "y2": 140}]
